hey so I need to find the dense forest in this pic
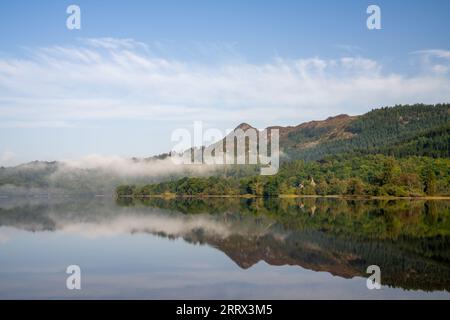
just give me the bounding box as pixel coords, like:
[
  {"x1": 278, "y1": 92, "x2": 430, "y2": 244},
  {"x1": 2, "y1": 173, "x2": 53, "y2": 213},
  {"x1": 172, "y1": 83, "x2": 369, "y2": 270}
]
[
  {"x1": 282, "y1": 103, "x2": 449, "y2": 161},
  {"x1": 117, "y1": 154, "x2": 450, "y2": 197}
]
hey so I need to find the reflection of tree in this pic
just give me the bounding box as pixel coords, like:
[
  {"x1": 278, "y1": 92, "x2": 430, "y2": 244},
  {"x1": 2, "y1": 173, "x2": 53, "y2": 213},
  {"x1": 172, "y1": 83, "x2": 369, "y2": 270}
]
[
  {"x1": 1, "y1": 197, "x2": 449, "y2": 292},
  {"x1": 123, "y1": 197, "x2": 450, "y2": 291},
  {"x1": 126, "y1": 197, "x2": 450, "y2": 240}
]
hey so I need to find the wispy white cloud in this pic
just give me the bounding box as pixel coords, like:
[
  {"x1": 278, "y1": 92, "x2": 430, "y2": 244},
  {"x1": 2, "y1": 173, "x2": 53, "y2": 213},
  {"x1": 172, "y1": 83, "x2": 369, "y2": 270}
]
[
  {"x1": 414, "y1": 49, "x2": 450, "y2": 60},
  {"x1": 0, "y1": 38, "x2": 449, "y2": 128},
  {"x1": 413, "y1": 49, "x2": 450, "y2": 75}
]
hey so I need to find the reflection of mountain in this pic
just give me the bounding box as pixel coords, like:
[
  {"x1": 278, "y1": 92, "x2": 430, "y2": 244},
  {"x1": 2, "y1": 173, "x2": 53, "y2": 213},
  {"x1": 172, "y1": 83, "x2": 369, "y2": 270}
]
[
  {"x1": 203, "y1": 232, "x2": 450, "y2": 292},
  {"x1": 208, "y1": 233, "x2": 363, "y2": 277},
  {"x1": 1, "y1": 197, "x2": 449, "y2": 292}
]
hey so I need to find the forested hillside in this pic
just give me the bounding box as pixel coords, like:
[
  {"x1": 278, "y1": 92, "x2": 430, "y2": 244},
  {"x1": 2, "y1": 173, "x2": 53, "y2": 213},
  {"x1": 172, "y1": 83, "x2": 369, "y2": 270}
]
[
  {"x1": 117, "y1": 154, "x2": 450, "y2": 198},
  {"x1": 117, "y1": 104, "x2": 450, "y2": 198},
  {"x1": 281, "y1": 104, "x2": 449, "y2": 160}
]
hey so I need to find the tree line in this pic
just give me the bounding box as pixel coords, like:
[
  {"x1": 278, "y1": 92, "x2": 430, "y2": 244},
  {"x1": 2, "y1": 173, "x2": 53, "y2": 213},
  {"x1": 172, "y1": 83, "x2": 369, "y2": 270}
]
[{"x1": 116, "y1": 154, "x2": 450, "y2": 198}]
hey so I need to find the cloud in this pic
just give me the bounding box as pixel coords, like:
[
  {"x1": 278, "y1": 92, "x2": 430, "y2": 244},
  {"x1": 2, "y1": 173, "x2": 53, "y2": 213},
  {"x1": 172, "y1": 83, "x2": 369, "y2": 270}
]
[
  {"x1": 0, "y1": 38, "x2": 449, "y2": 128},
  {"x1": 0, "y1": 150, "x2": 15, "y2": 166},
  {"x1": 413, "y1": 49, "x2": 450, "y2": 75},
  {"x1": 415, "y1": 49, "x2": 450, "y2": 60}
]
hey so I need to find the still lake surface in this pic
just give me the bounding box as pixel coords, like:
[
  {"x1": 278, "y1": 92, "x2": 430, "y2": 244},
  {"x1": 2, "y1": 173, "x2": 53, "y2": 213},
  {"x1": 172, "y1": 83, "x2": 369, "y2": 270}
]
[{"x1": 0, "y1": 196, "x2": 449, "y2": 299}]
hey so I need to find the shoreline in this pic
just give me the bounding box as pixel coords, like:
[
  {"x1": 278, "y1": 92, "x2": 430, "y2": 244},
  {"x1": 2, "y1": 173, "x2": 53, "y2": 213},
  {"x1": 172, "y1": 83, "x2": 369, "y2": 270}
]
[{"x1": 119, "y1": 194, "x2": 450, "y2": 200}]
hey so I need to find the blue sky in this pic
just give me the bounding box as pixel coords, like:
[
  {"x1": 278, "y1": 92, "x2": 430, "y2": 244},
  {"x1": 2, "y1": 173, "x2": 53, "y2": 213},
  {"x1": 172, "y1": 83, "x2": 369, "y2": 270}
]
[{"x1": 1, "y1": 0, "x2": 450, "y2": 165}]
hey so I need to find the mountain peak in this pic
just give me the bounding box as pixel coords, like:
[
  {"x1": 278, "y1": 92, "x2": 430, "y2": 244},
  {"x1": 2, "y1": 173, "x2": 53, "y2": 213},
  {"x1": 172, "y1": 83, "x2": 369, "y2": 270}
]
[
  {"x1": 234, "y1": 122, "x2": 254, "y2": 131},
  {"x1": 326, "y1": 114, "x2": 350, "y2": 120}
]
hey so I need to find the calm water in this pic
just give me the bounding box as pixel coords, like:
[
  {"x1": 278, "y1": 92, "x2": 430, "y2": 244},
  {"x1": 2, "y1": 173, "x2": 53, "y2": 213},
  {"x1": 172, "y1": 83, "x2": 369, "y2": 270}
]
[{"x1": 0, "y1": 196, "x2": 449, "y2": 299}]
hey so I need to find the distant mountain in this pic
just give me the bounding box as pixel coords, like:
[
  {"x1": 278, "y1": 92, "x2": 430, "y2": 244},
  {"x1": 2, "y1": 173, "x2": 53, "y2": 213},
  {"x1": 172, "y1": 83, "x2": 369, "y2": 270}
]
[
  {"x1": 206, "y1": 103, "x2": 449, "y2": 163},
  {"x1": 1, "y1": 104, "x2": 449, "y2": 194}
]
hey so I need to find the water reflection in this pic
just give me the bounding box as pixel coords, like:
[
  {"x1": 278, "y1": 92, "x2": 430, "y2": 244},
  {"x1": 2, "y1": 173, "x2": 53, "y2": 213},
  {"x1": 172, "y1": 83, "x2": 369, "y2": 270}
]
[{"x1": 0, "y1": 196, "x2": 449, "y2": 298}]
